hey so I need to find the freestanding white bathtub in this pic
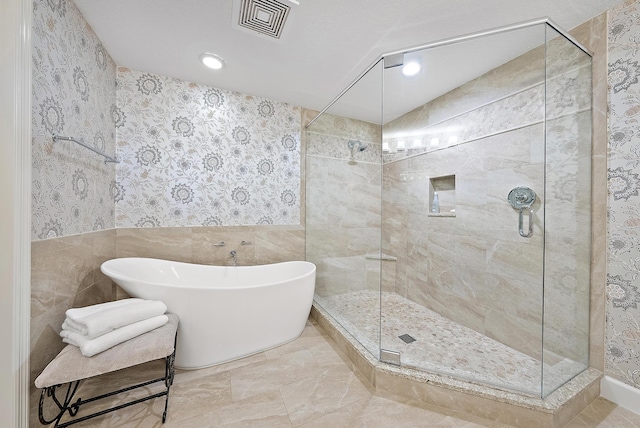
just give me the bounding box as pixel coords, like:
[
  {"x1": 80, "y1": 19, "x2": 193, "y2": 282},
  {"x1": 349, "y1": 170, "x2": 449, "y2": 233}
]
[{"x1": 100, "y1": 258, "x2": 316, "y2": 369}]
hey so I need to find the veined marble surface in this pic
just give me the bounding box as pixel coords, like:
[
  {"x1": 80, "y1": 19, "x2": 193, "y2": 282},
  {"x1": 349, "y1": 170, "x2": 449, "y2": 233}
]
[{"x1": 29, "y1": 318, "x2": 640, "y2": 427}]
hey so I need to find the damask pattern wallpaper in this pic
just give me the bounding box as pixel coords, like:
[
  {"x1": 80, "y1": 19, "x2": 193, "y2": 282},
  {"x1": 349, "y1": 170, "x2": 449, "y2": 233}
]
[
  {"x1": 607, "y1": 0, "x2": 640, "y2": 388},
  {"x1": 115, "y1": 68, "x2": 301, "y2": 228},
  {"x1": 31, "y1": 0, "x2": 302, "y2": 240},
  {"x1": 31, "y1": 0, "x2": 117, "y2": 240}
]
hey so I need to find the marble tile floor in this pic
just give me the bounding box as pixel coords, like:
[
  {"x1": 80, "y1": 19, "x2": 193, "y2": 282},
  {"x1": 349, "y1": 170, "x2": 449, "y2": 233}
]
[
  {"x1": 316, "y1": 290, "x2": 585, "y2": 396},
  {"x1": 31, "y1": 318, "x2": 640, "y2": 428}
]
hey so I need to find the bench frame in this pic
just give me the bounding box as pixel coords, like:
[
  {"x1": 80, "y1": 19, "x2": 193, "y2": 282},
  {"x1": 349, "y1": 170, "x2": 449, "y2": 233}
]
[{"x1": 38, "y1": 337, "x2": 176, "y2": 427}]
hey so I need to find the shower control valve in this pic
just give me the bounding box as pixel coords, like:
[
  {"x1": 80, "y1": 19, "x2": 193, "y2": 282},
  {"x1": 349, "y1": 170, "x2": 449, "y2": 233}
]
[{"x1": 508, "y1": 186, "x2": 536, "y2": 238}]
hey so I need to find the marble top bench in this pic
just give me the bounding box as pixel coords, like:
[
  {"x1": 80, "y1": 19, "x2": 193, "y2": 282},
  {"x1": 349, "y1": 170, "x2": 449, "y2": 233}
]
[{"x1": 36, "y1": 313, "x2": 179, "y2": 427}]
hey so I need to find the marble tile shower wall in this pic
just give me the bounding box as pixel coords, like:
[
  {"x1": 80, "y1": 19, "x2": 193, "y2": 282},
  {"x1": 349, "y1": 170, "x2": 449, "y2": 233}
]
[
  {"x1": 606, "y1": 0, "x2": 640, "y2": 389},
  {"x1": 383, "y1": 34, "x2": 591, "y2": 162},
  {"x1": 383, "y1": 128, "x2": 546, "y2": 360},
  {"x1": 31, "y1": 0, "x2": 118, "y2": 386},
  {"x1": 382, "y1": 35, "x2": 592, "y2": 362},
  {"x1": 305, "y1": 112, "x2": 382, "y2": 298},
  {"x1": 115, "y1": 68, "x2": 301, "y2": 228}
]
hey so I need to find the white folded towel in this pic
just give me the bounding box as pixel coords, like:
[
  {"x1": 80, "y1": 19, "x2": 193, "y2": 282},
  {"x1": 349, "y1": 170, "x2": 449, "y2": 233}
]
[
  {"x1": 63, "y1": 299, "x2": 168, "y2": 339},
  {"x1": 65, "y1": 298, "x2": 142, "y2": 320},
  {"x1": 61, "y1": 314, "x2": 169, "y2": 357}
]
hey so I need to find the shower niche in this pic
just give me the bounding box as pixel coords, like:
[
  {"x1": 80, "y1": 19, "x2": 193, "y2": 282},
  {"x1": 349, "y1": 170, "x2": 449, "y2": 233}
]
[
  {"x1": 428, "y1": 174, "x2": 455, "y2": 216},
  {"x1": 305, "y1": 18, "x2": 594, "y2": 425}
]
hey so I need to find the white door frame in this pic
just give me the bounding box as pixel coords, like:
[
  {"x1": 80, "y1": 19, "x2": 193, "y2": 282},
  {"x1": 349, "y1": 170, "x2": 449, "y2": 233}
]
[{"x1": 0, "y1": 0, "x2": 32, "y2": 425}]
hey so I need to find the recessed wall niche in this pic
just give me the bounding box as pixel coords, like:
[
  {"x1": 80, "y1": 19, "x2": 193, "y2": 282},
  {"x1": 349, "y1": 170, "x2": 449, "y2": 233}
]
[{"x1": 428, "y1": 174, "x2": 456, "y2": 217}]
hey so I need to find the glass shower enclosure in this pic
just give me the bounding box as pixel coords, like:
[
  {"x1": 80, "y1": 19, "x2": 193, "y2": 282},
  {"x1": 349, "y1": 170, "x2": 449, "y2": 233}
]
[{"x1": 305, "y1": 19, "x2": 592, "y2": 398}]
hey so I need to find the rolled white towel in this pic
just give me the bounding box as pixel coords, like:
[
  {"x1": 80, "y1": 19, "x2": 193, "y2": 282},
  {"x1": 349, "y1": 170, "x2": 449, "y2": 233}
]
[
  {"x1": 61, "y1": 314, "x2": 169, "y2": 357},
  {"x1": 64, "y1": 299, "x2": 168, "y2": 339}
]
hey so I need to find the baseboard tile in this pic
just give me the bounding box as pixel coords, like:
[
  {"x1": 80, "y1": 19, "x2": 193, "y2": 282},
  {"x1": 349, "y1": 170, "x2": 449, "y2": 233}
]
[{"x1": 600, "y1": 376, "x2": 640, "y2": 416}]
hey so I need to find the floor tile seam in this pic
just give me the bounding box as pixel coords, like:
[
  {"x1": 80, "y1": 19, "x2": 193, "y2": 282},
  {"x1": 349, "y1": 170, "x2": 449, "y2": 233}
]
[
  {"x1": 189, "y1": 389, "x2": 287, "y2": 426},
  {"x1": 172, "y1": 368, "x2": 233, "y2": 385},
  {"x1": 289, "y1": 395, "x2": 372, "y2": 427},
  {"x1": 307, "y1": 341, "x2": 359, "y2": 367},
  {"x1": 291, "y1": 362, "x2": 360, "y2": 387},
  {"x1": 172, "y1": 404, "x2": 224, "y2": 427},
  {"x1": 163, "y1": 395, "x2": 225, "y2": 427},
  {"x1": 617, "y1": 412, "x2": 640, "y2": 426},
  {"x1": 229, "y1": 363, "x2": 328, "y2": 402},
  {"x1": 264, "y1": 339, "x2": 337, "y2": 361},
  {"x1": 271, "y1": 388, "x2": 296, "y2": 428},
  {"x1": 228, "y1": 349, "x2": 313, "y2": 377},
  {"x1": 168, "y1": 382, "x2": 235, "y2": 418},
  {"x1": 278, "y1": 366, "x2": 373, "y2": 425},
  {"x1": 289, "y1": 391, "x2": 372, "y2": 427}
]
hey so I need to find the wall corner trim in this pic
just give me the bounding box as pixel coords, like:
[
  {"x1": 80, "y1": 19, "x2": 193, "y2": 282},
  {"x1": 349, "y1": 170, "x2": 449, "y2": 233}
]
[{"x1": 600, "y1": 376, "x2": 640, "y2": 416}]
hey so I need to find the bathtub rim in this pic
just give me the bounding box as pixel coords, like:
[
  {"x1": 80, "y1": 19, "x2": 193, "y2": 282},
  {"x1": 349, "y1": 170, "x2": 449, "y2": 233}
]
[{"x1": 100, "y1": 257, "x2": 316, "y2": 290}]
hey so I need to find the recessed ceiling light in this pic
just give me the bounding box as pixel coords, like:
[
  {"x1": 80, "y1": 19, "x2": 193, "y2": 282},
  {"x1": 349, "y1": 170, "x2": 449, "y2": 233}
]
[
  {"x1": 402, "y1": 61, "x2": 421, "y2": 77},
  {"x1": 200, "y1": 53, "x2": 225, "y2": 70}
]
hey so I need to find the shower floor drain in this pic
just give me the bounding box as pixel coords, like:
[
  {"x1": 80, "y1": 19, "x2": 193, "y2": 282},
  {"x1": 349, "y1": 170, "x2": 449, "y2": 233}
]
[{"x1": 398, "y1": 334, "x2": 416, "y2": 344}]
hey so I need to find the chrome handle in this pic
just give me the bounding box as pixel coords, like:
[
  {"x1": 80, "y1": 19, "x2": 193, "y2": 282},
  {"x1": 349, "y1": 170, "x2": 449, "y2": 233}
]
[
  {"x1": 213, "y1": 241, "x2": 225, "y2": 247},
  {"x1": 508, "y1": 187, "x2": 536, "y2": 238},
  {"x1": 518, "y1": 208, "x2": 534, "y2": 238}
]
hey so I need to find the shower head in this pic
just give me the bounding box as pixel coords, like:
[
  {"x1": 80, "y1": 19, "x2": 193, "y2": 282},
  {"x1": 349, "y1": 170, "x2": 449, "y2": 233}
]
[{"x1": 347, "y1": 140, "x2": 366, "y2": 165}]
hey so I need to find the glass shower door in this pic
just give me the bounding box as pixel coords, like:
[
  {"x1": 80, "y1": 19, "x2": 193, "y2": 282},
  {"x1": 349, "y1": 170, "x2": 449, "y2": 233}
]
[
  {"x1": 379, "y1": 24, "x2": 549, "y2": 396},
  {"x1": 305, "y1": 59, "x2": 384, "y2": 359},
  {"x1": 305, "y1": 19, "x2": 592, "y2": 398},
  {"x1": 542, "y1": 25, "x2": 592, "y2": 397}
]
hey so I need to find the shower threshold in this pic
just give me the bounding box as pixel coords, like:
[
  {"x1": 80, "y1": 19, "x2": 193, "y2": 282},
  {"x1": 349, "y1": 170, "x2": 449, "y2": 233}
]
[
  {"x1": 315, "y1": 290, "x2": 585, "y2": 396},
  {"x1": 311, "y1": 290, "x2": 601, "y2": 428}
]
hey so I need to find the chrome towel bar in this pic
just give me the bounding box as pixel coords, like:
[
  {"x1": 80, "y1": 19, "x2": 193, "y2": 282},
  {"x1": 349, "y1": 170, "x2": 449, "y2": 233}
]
[{"x1": 52, "y1": 135, "x2": 119, "y2": 164}]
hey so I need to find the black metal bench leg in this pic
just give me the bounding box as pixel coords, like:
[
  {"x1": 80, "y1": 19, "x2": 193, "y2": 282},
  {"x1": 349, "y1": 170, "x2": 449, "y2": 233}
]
[
  {"x1": 38, "y1": 381, "x2": 81, "y2": 427},
  {"x1": 38, "y1": 332, "x2": 178, "y2": 426},
  {"x1": 162, "y1": 345, "x2": 176, "y2": 423}
]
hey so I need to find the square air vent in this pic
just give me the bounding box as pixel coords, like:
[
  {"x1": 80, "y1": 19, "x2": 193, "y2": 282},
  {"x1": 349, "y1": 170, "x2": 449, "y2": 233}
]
[{"x1": 233, "y1": 0, "x2": 298, "y2": 39}]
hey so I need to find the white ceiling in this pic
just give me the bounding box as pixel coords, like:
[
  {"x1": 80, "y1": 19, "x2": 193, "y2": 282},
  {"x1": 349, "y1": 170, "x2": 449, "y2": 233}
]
[{"x1": 74, "y1": 0, "x2": 619, "y2": 124}]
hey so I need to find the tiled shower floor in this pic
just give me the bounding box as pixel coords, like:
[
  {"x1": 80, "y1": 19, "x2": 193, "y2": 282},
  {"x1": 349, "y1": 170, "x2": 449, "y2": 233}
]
[{"x1": 315, "y1": 290, "x2": 585, "y2": 395}]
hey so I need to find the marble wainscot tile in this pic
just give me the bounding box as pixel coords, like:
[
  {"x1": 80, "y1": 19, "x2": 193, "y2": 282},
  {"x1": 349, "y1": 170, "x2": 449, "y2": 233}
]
[
  {"x1": 191, "y1": 226, "x2": 257, "y2": 266},
  {"x1": 254, "y1": 225, "x2": 305, "y2": 264},
  {"x1": 115, "y1": 227, "x2": 193, "y2": 262},
  {"x1": 31, "y1": 229, "x2": 116, "y2": 385}
]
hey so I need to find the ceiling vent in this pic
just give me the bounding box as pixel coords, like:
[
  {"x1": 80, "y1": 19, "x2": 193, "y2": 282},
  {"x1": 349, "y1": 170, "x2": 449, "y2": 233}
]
[{"x1": 233, "y1": 0, "x2": 298, "y2": 40}]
